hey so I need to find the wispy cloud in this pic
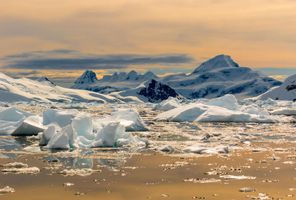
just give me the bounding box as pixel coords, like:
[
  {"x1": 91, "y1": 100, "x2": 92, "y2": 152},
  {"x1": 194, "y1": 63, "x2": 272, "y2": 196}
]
[{"x1": 1, "y1": 49, "x2": 193, "y2": 70}]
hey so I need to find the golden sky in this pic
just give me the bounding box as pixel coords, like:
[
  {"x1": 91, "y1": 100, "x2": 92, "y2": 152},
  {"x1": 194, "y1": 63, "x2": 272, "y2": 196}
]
[{"x1": 1, "y1": 0, "x2": 296, "y2": 70}]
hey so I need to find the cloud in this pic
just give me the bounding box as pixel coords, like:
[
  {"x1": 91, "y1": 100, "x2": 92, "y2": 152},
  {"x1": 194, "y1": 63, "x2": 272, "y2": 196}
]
[{"x1": 1, "y1": 49, "x2": 193, "y2": 70}]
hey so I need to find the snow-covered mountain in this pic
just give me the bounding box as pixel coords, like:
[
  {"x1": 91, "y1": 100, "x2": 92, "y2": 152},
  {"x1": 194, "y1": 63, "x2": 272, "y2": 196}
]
[
  {"x1": 0, "y1": 73, "x2": 120, "y2": 103},
  {"x1": 257, "y1": 74, "x2": 296, "y2": 101},
  {"x1": 73, "y1": 55, "x2": 281, "y2": 100},
  {"x1": 164, "y1": 55, "x2": 281, "y2": 99},
  {"x1": 192, "y1": 54, "x2": 239, "y2": 74},
  {"x1": 72, "y1": 70, "x2": 158, "y2": 94},
  {"x1": 36, "y1": 76, "x2": 56, "y2": 86},
  {"x1": 74, "y1": 70, "x2": 98, "y2": 84},
  {"x1": 112, "y1": 79, "x2": 180, "y2": 103}
]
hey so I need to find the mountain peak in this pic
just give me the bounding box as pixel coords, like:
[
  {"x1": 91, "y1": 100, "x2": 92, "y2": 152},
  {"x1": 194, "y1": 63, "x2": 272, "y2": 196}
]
[
  {"x1": 192, "y1": 54, "x2": 239, "y2": 74},
  {"x1": 74, "y1": 70, "x2": 98, "y2": 84},
  {"x1": 138, "y1": 79, "x2": 179, "y2": 102},
  {"x1": 36, "y1": 76, "x2": 56, "y2": 86}
]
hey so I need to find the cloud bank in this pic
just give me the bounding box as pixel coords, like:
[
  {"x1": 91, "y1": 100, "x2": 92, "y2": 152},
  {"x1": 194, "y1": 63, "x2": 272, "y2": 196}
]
[{"x1": 1, "y1": 49, "x2": 193, "y2": 70}]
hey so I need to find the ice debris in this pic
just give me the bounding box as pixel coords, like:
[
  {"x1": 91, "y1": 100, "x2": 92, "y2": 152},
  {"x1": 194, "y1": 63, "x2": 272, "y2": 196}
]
[
  {"x1": 1, "y1": 162, "x2": 40, "y2": 174},
  {"x1": 0, "y1": 186, "x2": 15, "y2": 194},
  {"x1": 184, "y1": 145, "x2": 229, "y2": 154}
]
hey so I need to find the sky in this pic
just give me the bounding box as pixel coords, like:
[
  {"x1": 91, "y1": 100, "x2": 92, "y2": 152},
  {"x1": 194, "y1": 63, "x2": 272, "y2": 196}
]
[{"x1": 0, "y1": 0, "x2": 296, "y2": 82}]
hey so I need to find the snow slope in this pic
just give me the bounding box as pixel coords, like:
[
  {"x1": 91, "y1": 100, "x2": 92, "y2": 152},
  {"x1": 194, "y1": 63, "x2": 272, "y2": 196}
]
[
  {"x1": 0, "y1": 73, "x2": 120, "y2": 103},
  {"x1": 73, "y1": 55, "x2": 281, "y2": 100},
  {"x1": 257, "y1": 74, "x2": 296, "y2": 101}
]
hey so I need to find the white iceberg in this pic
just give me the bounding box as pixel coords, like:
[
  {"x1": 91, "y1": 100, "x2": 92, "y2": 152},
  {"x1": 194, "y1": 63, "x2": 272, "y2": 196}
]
[
  {"x1": 92, "y1": 122, "x2": 136, "y2": 147},
  {"x1": 270, "y1": 108, "x2": 296, "y2": 115},
  {"x1": 154, "y1": 97, "x2": 180, "y2": 111},
  {"x1": 40, "y1": 109, "x2": 142, "y2": 149},
  {"x1": 102, "y1": 109, "x2": 148, "y2": 131},
  {"x1": 43, "y1": 109, "x2": 78, "y2": 127},
  {"x1": 12, "y1": 116, "x2": 45, "y2": 136},
  {"x1": 0, "y1": 107, "x2": 44, "y2": 135},
  {"x1": 206, "y1": 94, "x2": 239, "y2": 110},
  {"x1": 156, "y1": 95, "x2": 290, "y2": 123}
]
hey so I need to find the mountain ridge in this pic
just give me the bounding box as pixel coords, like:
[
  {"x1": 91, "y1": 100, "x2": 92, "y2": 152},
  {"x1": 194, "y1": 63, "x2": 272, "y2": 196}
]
[{"x1": 72, "y1": 54, "x2": 282, "y2": 100}]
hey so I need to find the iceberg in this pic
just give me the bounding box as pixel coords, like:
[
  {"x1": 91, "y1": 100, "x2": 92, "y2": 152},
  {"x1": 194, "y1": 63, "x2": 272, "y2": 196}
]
[
  {"x1": 39, "y1": 109, "x2": 144, "y2": 149},
  {"x1": 92, "y1": 122, "x2": 135, "y2": 147},
  {"x1": 104, "y1": 109, "x2": 148, "y2": 131},
  {"x1": 156, "y1": 95, "x2": 291, "y2": 123},
  {"x1": 12, "y1": 116, "x2": 45, "y2": 136},
  {"x1": 43, "y1": 109, "x2": 78, "y2": 127},
  {"x1": 0, "y1": 107, "x2": 44, "y2": 135},
  {"x1": 154, "y1": 97, "x2": 180, "y2": 111}
]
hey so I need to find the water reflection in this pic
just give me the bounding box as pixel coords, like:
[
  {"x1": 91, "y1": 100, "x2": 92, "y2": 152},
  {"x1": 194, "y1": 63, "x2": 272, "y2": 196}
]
[{"x1": 43, "y1": 149, "x2": 130, "y2": 172}]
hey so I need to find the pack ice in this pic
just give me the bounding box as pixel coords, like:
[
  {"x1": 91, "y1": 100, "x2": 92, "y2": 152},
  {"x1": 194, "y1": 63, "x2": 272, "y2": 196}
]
[{"x1": 155, "y1": 94, "x2": 292, "y2": 123}]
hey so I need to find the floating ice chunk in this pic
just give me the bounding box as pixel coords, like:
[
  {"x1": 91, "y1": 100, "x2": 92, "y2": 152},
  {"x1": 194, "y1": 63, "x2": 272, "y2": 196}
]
[
  {"x1": 196, "y1": 107, "x2": 275, "y2": 123},
  {"x1": 270, "y1": 108, "x2": 296, "y2": 115},
  {"x1": 12, "y1": 115, "x2": 45, "y2": 136},
  {"x1": 239, "y1": 187, "x2": 256, "y2": 192},
  {"x1": 240, "y1": 104, "x2": 269, "y2": 116},
  {"x1": 197, "y1": 107, "x2": 251, "y2": 122},
  {"x1": 39, "y1": 125, "x2": 60, "y2": 146},
  {"x1": 43, "y1": 109, "x2": 78, "y2": 127},
  {"x1": 0, "y1": 107, "x2": 43, "y2": 135},
  {"x1": 206, "y1": 94, "x2": 239, "y2": 110},
  {"x1": 109, "y1": 109, "x2": 148, "y2": 131},
  {"x1": 1, "y1": 162, "x2": 40, "y2": 174},
  {"x1": 1, "y1": 162, "x2": 28, "y2": 168},
  {"x1": 59, "y1": 168, "x2": 94, "y2": 176},
  {"x1": 184, "y1": 145, "x2": 229, "y2": 154},
  {"x1": 184, "y1": 178, "x2": 221, "y2": 184},
  {"x1": 156, "y1": 97, "x2": 289, "y2": 123},
  {"x1": 92, "y1": 122, "x2": 134, "y2": 147},
  {"x1": 72, "y1": 115, "x2": 94, "y2": 139},
  {"x1": 156, "y1": 103, "x2": 208, "y2": 122},
  {"x1": 63, "y1": 182, "x2": 74, "y2": 187},
  {"x1": 159, "y1": 145, "x2": 174, "y2": 153},
  {"x1": 154, "y1": 97, "x2": 180, "y2": 111},
  {"x1": 0, "y1": 186, "x2": 15, "y2": 194},
  {"x1": 41, "y1": 110, "x2": 142, "y2": 149},
  {"x1": 220, "y1": 175, "x2": 256, "y2": 180},
  {"x1": 2, "y1": 167, "x2": 40, "y2": 174},
  {"x1": 46, "y1": 125, "x2": 77, "y2": 149},
  {"x1": 0, "y1": 107, "x2": 31, "y2": 122}
]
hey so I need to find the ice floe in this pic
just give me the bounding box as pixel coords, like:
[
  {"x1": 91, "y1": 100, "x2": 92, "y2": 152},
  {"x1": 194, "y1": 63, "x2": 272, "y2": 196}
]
[
  {"x1": 184, "y1": 145, "x2": 229, "y2": 154},
  {"x1": 0, "y1": 186, "x2": 15, "y2": 194},
  {"x1": 220, "y1": 175, "x2": 256, "y2": 180},
  {"x1": 156, "y1": 95, "x2": 293, "y2": 123},
  {"x1": 154, "y1": 97, "x2": 181, "y2": 111},
  {"x1": 1, "y1": 162, "x2": 40, "y2": 174},
  {"x1": 59, "y1": 168, "x2": 95, "y2": 176},
  {"x1": 0, "y1": 107, "x2": 44, "y2": 135},
  {"x1": 102, "y1": 109, "x2": 149, "y2": 131}
]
